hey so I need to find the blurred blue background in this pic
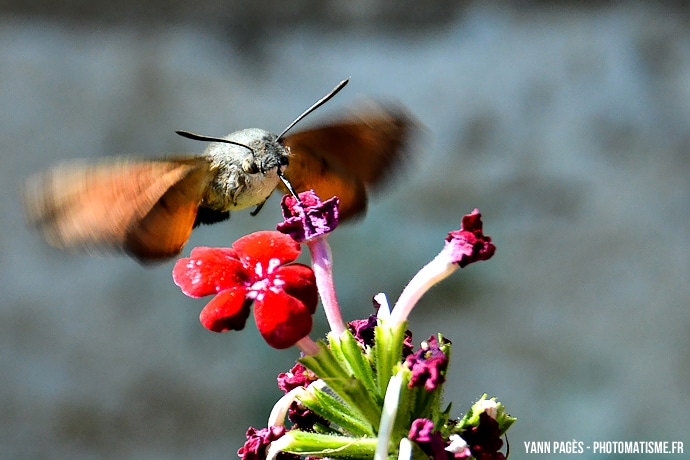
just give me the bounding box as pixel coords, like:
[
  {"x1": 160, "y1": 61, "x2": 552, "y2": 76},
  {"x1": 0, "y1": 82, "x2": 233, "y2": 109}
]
[{"x1": 1, "y1": 1, "x2": 689, "y2": 458}]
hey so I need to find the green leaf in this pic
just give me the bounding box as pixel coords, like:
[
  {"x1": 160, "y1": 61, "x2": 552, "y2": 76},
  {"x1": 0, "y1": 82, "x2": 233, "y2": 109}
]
[
  {"x1": 299, "y1": 381, "x2": 374, "y2": 437},
  {"x1": 300, "y1": 338, "x2": 382, "y2": 429},
  {"x1": 374, "y1": 320, "x2": 408, "y2": 397},
  {"x1": 270, "y1": 431, "x2": 379, "y2": 459},
  {"x1": 334, "y1": 330, "x2": 379, "y2": 404}
]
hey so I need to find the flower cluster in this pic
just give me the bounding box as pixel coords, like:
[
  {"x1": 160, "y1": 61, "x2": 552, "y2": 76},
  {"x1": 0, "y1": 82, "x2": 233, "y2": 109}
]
[{"x1": 173, "y1": 190, "x2": 514, "y2": 459}]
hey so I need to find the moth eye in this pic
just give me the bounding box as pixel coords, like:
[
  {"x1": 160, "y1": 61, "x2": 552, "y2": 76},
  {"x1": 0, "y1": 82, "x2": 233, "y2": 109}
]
[{"x1": 242, "y1": 160, "x2": 260, "y2": 174}]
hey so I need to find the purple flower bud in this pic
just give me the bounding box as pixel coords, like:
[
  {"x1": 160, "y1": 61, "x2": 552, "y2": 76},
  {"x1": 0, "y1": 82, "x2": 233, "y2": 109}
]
[
  {"x1": 409, "y1": 419, "x2": 448, "y2": 459},
  {"x1": 460, "y1": 412, "x2": 506, "y2": 460},
  {"x1": 238, "y1": 426, "x2": 299, "y2": 460},
  {"x1": 405, "y1": 335, "x2": 450, "y2": 391},
  {"x1": 277, "y1": 363, "x2": 317, "y2": 393},
  {"x1": 287, "y1": 400, "x2": 329, "y2": 431},
  {"x1": 444, "y1": 209, "x2": 495, "y2": 268},
  {"x1": 277, "y1": 190, "x2": 339, "y2": 242},
  {"x1": 348, "y1": 313, "x2": 414, "y2": 357},
  {"x1": 409, "y1": 418, "x2": 436, "y2": 443},
  {"x1": 348, "y1": 314, "x2": 378, "y2": 348}
]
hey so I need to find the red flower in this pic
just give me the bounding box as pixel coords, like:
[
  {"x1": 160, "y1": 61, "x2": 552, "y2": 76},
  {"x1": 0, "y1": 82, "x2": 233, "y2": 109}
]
[
  {"x1": 172, "y1": 231, "x2": 318, "y2": 349},
  {"x1": 445, "y1": 209, "x2": 496, "y2": 268}
]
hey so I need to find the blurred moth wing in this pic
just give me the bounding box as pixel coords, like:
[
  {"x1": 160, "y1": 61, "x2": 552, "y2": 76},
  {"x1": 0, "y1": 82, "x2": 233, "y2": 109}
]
[
  {"x1": 23, "y1": 97, "x2": 416, "y2": 264},
  {"x1": 23, "y1": 157, "x2": 213, "y2": 263},
  {"x1": 281, "y1": 102, "x2": 414, "y2": 220}
]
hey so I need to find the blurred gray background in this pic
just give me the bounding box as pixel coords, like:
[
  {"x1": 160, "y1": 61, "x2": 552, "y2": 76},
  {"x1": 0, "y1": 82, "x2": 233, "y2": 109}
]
[{"x1": 2, "y1": 1, "x2": 689, "y2": 459}]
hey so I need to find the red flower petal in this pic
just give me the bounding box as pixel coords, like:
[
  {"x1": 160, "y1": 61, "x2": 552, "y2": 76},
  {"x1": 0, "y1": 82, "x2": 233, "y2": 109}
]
[
  {"x1": 173, "y1": 247, "x2": 249, "y2": 298},
  {"x1": 199, "y1": 287, "x2": 252, "y2": 332},
  {"x1": 189, "y1": 246, "x2": 238, "y2": 259},
  {"x1": 233, "y1": 231, "x2": 302, "y2": 270},
  {"x1": 274, "y1": 264, "x2": 318, "y2": 315},
  {"x1": 254, "y1": 290, "x2": 314, "y2": 349}
]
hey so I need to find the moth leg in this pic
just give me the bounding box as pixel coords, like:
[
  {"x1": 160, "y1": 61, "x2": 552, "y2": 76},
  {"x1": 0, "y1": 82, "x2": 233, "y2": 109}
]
[
  {"x1": 194, "y1": 207, "x2": 230, "y2": 227},
  {"x1": 250, "y1": 197, "x2": 270, "y2": 216}
]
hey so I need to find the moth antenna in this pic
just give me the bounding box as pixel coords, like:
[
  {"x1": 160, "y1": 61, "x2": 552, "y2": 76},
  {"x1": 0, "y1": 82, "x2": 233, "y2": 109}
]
[
  {"x1": 276, "y1": 78, "x2": 349, "y2": 141},
  {"x1": 175, "y1": 130, "x2": 256, "y2": 155},
  {"x1": 278, "y1": 170, "x2": 301, "y2": 203}
]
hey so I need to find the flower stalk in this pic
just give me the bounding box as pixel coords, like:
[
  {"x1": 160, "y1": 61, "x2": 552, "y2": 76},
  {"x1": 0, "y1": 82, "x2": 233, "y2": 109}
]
[
  {"x1": 294, "y1": 336, "x2": 320, "y2": 356},
  {"x1": 306, "y1": 238, "x2": 346, "y2": 337},
  {"x1": 389, "y1": 250, "x2": 458, "y2": 326}
]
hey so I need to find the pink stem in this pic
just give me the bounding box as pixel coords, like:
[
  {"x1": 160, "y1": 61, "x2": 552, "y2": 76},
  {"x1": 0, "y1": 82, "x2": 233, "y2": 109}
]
[
  {"x1": 306, "y1": 237, "x2": 346, "y2": 337},
  {"x1": 295, "y1": 336, "x2": 321, "y2": 356}
]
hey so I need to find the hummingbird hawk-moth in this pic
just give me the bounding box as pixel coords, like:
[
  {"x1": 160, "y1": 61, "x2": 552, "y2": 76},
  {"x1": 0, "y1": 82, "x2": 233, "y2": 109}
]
[{"x1": 22, "y1": 79, "x2": 414, "y2": 263}]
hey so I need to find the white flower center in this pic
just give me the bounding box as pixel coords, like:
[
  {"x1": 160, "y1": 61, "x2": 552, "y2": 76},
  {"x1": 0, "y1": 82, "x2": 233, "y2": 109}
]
[{"x1": 249, "y1": 258, "x2": 286, "y2": 297}]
